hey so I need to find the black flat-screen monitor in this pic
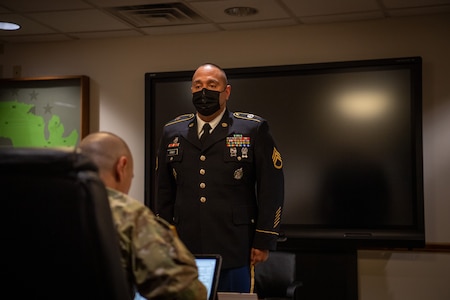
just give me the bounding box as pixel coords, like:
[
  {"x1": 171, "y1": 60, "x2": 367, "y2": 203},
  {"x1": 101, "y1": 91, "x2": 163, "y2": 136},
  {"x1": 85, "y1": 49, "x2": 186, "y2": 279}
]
[{"x1": 145, "y1": 56, "x2": 424, "y2": 249}]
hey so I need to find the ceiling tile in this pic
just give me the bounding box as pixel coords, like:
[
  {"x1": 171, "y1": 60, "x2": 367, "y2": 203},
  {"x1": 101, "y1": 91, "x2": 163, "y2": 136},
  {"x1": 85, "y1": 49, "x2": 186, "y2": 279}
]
[
  {"x1": 0, "y1": 14, "x2": 56, "y2": 35},
  {"x1": 219, "y1": 19, "x2": 297, "y2": 30},
  {"x1": 0, "y1": 34, "x2": 73, "y2": 43},
  {"x1": 26, "y1": 9, "x2": 131, "y2": 32},
  {"x1": 0, "y1": 0, "x2": 90, "y2": 12},
  {"x1": 299, "y1": 11, "x2": 385, "y2": 24},
  {"x1": 282, "y1": 0, "x2": 381, "y2": 17},
  {"x1": 88, "y1": 0, "x2": 176, "y2": 6},
  {"x1": 382, "y1": 0, "x2": 450, "y2": 8},
  {"x1": 140, "y1": 23, "x2": 219, "y2": 35},
  {"x1": 387, "y1": 4, "x2": 450, "y2": 15},
  {"x1": 72, "y1": 30, "x2": 144, "y2": 39},
  {"x1": 0, "y1": 7, "x2": 12, "y2": 13}
]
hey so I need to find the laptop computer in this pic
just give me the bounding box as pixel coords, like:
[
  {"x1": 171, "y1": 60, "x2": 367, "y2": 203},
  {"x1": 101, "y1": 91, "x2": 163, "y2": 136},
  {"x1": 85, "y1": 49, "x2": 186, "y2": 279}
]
[
  {"x1": 195, "y1": 254, "x2": 222, "y2": 300},
  {"x1": 135, "y1": 254, "x2": 222, "y2": 300},
  {"x1": 196, "y1": 255, "x2": 258, "y2": 300}
]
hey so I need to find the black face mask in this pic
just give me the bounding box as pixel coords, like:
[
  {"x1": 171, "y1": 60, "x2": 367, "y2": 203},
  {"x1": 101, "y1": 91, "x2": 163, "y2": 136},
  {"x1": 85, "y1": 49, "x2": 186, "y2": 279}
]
[{"x1": 192, "y1": 88, "x2": 221, "y2": 116}]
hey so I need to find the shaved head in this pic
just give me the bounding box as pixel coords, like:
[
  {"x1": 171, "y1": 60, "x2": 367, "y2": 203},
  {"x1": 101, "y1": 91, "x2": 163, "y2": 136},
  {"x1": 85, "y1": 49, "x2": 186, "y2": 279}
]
[{"x1": 79, "y1": 131, "x2": 134, "y2": 193}]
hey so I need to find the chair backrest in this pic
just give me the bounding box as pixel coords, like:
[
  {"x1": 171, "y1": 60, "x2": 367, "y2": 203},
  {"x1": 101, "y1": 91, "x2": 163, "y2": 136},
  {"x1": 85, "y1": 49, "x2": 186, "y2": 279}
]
[
  {"x1": 0, "y1": 147, "x2": 130, "y2": 300},
  {"x1": 254, "y1": 251, "x2": 298, "y2": 299}
]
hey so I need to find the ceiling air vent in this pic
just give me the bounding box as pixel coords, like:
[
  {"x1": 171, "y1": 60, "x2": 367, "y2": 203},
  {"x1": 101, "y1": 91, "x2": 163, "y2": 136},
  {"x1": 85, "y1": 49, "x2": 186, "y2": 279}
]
[{"x1": 107, "y1": 2, "x2": 205, "y2": 27}]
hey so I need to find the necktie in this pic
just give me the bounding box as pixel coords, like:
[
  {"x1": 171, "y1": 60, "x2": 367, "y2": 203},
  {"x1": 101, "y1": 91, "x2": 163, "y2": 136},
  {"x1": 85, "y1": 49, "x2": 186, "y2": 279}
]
[{"x1": 200, "y1": 123, "x2": 211, "y2": 144}]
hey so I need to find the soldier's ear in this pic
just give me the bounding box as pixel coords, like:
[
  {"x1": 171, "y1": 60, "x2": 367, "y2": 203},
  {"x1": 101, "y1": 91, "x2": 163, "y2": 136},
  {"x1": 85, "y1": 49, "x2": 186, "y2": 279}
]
[
  {"x1": 225, "y1": 84, "x2": 231, "y2": 99},
  {"x1": 115, "y1": 156, "x2": 127, "y2": 182}
]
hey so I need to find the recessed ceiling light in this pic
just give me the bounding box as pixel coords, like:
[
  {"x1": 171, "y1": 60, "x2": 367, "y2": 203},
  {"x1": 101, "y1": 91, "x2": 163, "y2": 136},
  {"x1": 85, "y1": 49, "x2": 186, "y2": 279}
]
[
  {"x1": 0, "y1": 21, "x2": 20, "y2": 31},
  {"x1": 224, "y1": 7, "x2": 258, "y2": 17}
]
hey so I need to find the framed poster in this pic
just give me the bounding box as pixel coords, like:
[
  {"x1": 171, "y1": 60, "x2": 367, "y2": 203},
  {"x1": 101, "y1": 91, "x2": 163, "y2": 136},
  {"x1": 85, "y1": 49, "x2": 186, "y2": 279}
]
[{"x1": 0, "y1": 75, "x2": 89, "y2": 148}]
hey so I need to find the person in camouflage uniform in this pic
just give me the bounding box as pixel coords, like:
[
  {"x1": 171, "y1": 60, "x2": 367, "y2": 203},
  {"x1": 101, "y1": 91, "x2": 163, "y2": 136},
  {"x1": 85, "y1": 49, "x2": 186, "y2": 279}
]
[{"x1": 79, "y1": 131, "x2": 206, "y2": 300}]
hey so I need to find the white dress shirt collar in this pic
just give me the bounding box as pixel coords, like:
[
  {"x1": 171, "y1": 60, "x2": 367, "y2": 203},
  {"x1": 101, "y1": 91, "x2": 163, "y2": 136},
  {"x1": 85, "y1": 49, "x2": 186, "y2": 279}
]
[{"x1": 196, "y1": 109, "x2": 226, "y2": 137}]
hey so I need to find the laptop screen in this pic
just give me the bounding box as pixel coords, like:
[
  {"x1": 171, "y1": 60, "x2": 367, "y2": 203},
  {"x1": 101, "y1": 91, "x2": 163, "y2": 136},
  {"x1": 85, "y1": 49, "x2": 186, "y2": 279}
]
[
  {"x1": 195, "y1": 254, "x2": 222, "y2": 300},
  {"x1": 134, "y1": 254, "x2": 222, "y2": 300}
]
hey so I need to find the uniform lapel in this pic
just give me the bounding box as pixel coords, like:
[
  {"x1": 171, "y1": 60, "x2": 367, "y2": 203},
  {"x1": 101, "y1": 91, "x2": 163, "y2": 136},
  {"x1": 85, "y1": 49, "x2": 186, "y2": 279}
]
[
  {"x1": 179, "y1": 119, "x2": 202, "y2": 149},
  {"x1": 203, "y1": 110, "x2": 234, "y2": 148}
]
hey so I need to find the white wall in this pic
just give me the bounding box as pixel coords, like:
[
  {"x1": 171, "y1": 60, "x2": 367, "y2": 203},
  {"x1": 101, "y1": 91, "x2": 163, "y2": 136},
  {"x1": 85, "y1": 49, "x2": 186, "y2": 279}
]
[{"x1": 1, "y1": 13, "x2": 449, "y2": 300}]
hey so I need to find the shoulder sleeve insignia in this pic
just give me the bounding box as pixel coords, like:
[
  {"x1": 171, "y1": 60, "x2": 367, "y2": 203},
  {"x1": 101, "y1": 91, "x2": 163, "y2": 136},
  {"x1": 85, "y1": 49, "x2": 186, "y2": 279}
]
[
  {"x1": 165, "y1": 113, "x2": 194, "y2": 127},
  {"x1": 233, "y1": 112, "x2": 263, "y2": 122}
]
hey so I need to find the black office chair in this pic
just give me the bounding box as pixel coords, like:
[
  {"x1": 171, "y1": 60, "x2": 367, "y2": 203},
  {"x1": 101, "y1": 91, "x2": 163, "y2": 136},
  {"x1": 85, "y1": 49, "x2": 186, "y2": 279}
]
[
  {"x1": 254, "y1": 251, "x2": 302, "y2": 300},
  {"x1": 0, "y1": 147, "x2": 130, "y2": 300}
]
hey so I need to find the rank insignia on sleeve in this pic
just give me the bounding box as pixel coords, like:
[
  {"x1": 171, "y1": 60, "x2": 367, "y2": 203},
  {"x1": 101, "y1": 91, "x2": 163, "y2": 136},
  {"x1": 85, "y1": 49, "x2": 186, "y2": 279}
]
[
  {"x1": 272, "y1": 147, "x2": 283, "y2": 169},
  {"x1": 273, "y1": 206, "x2": 282, "y2": 228}
]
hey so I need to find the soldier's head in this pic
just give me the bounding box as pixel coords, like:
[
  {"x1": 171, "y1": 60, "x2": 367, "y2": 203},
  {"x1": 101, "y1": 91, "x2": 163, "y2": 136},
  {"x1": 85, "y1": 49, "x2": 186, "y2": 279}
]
[
  {"x1": 79, "y1": 131, "x2": 134, "y2": 194},
  {"x1": 191, "y1": 63, "x2": 231, "y2": 121}
]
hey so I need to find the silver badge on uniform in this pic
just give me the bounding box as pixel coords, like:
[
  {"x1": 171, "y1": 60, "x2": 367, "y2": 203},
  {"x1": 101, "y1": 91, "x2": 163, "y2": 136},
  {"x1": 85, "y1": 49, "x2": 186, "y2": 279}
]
[
  {"x1": 230, "y1": 147, "x2": 237, "y2": 157},
  {"x1": 241, "y1": 147, "x2": 248, "y2": 158},
  {"x1": 234, "y1": 167, "x2": 243, "y2": 180}
]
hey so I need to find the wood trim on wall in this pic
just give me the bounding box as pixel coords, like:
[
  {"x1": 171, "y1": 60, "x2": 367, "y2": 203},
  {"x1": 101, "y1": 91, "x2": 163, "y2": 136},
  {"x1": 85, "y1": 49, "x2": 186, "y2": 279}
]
[{"x1": 361, "y1": 243, "x2": 450, "y2": 253}]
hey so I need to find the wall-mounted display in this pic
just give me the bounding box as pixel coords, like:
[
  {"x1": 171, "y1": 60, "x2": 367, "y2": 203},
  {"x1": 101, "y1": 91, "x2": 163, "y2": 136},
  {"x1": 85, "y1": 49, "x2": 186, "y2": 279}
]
[{"x1": 145, "y1": 57, "x2": 424, "y2": 249}]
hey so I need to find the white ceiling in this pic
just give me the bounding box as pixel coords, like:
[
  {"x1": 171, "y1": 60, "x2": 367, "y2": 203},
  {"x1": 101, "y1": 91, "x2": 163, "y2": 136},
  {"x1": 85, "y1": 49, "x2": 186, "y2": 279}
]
[{"x1": 0, "y1": 0, "x2": 449, "y2": 44}]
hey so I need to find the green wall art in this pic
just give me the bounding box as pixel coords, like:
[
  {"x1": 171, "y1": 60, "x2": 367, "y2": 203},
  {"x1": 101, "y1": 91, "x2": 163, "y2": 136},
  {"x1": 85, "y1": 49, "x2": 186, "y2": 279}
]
[{"x1": 0, "y1": 76, "x2": 89, "y2": 148}]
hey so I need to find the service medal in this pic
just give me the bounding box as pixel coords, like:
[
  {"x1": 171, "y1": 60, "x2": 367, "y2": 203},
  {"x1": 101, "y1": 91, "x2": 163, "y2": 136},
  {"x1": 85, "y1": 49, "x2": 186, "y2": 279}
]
[{"x1": 233, "y1": 167, "x2": 243, "y2": 180}]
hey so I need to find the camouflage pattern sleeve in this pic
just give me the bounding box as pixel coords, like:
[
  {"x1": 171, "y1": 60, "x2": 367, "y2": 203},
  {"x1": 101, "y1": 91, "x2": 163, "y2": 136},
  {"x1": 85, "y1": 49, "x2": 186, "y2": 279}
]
[{"x1": 107, "y1": 188, "x2": 207, "y2": 300}]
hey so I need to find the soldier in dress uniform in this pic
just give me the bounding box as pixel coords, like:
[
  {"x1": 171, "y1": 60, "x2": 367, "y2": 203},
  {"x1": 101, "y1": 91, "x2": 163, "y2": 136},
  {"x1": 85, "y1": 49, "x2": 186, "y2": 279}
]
[{"x1": 155, "y1": 63, "x2": 284, "y2": 293}]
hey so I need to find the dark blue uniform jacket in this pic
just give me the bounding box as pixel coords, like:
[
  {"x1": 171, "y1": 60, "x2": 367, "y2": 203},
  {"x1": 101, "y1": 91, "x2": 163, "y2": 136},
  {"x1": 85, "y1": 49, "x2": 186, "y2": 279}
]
[{"x1": 155, "y1": 109, "x2": 284, "y2": 269}]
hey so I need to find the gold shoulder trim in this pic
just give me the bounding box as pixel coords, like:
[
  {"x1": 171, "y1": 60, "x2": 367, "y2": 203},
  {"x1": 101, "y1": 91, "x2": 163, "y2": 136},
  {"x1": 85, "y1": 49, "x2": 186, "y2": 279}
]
[
  {"x1": 165, "y1": 113, "x2": 195, "y2": 127},
  {"x1": 233, "y1": 112, "x2": 262, "y2": 122}
]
